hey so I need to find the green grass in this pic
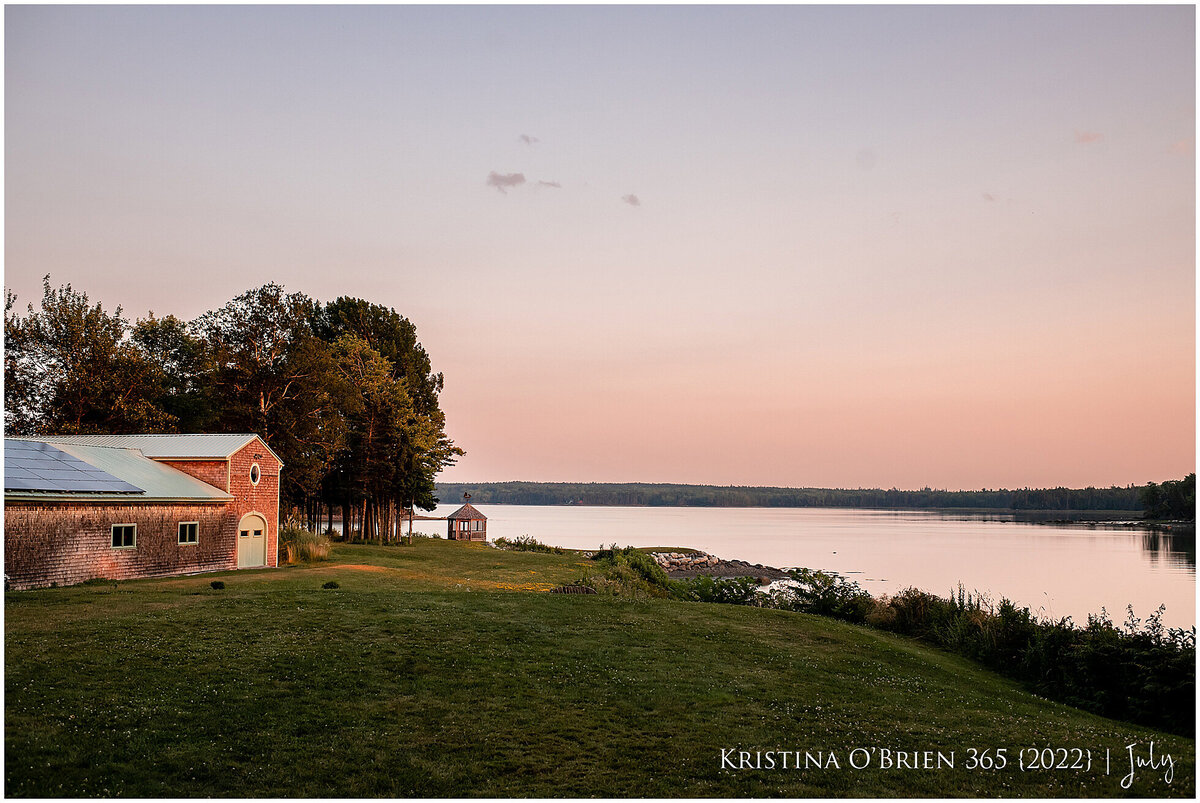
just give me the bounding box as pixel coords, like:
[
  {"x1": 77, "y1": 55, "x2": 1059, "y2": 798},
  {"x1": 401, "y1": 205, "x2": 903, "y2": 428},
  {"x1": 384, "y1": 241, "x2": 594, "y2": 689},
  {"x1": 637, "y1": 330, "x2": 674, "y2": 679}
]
[{"x1": 5, "y1": 540, "x2": 1194, "y2": 797}]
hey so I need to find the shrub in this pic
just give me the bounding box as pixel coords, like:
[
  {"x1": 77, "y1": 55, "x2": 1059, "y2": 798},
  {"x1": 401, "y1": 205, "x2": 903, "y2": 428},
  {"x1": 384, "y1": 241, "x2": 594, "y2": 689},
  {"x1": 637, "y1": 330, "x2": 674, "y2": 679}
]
[
  {"x1": 658, "y1": 561, "x2": 1195, "y2": 736},
  {"x1": 210, "y1": 581, "x2": 225, "y2": 590},
  {"x1": 576, "y1": 544, "x2": 673, "y2": 598},
  {"x1": 493, "y1": 535, "x2": 564, "y2": 554},
  {"x1": 322, "y1": 581, "x2": 340, "y2": 590},
  {"x1": 868, "y1": 589, "x2": 1195, "y2": 736},
  {"x1": 281, "y1": 526, "x2": 333, "y2": 564},
  {"x1": 670, "y1": 575, "x2": 760, "y2": 605},
  {"x1": 771, "y1": 568, "x2": 873, "y2": 624}
]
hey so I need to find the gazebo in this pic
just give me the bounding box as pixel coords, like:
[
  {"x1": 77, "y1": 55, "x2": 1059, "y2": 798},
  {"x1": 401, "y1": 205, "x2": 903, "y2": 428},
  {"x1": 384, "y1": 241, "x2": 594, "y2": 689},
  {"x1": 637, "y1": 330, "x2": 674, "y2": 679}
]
[{"x1": 447, "y1": 493, "x2": 487, "y2": 541}]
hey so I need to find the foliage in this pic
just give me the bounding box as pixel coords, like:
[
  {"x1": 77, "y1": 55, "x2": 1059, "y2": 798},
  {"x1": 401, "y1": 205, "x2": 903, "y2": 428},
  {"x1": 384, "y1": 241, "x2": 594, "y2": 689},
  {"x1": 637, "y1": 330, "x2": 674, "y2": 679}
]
[
  {"x1": 868, "y1": 589, "x2": 1195, "y2": 737},
  {"x1": 5, "y1": 277, "x2": 176, "y2": 435},
  {"x1": 660, "y1": 562, "x2": 1193, "y2": 737},
  {"x1": 1140, "y1": 473, "x2": 1196, "y2": 520},
  {"x1": 322, "y1": 581, "x2": 340, "y2": 590},
  {"x1": 209, "y1": 581, "x2": 225, "y2": 590},
  {"x1": 436, "y1": 480, "x2": 1149, "y2": 513},
  {"x1": 492, "y1": 535, "x2": 564, "y2": 554},
  {"x1": 577, "y1": 544, "x2": 673, "y2": 598},
  {"x1": 768, "y1": 567, "x2": 874, "y2": 623},
  {"x1": 280, "y1": 527, "x2": 332, "y2": 564},
  {"x1": 669, "y1": 574, "x2": 759, "y2": 605}
]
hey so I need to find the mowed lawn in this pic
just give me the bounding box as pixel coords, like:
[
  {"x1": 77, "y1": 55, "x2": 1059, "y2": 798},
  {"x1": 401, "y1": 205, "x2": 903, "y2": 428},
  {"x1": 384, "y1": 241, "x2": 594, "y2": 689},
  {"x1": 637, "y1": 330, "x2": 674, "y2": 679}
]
[{"x1": 5, "y1": 539, "x2": 1194, "y2": 797}]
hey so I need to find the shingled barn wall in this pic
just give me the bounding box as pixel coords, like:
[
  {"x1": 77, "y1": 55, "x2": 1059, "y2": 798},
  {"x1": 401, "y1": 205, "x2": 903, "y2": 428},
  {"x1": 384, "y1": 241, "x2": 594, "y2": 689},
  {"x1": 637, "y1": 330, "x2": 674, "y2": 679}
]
[
  {"x1": 159, "y1": 460, "x2": 229, "y2": 491},
  {"x1": 228, "y1": 441, "x2": 282, "y2": 567},
  {"x1": 4, "y1": 502, "x2": 236, "y2": 590}
]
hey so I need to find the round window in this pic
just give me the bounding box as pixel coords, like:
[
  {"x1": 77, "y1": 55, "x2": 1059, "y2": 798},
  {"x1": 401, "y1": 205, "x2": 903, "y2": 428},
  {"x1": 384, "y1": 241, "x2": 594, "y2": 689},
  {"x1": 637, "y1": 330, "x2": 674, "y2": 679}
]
[{"x1": 250, "y1": 463, "x2": 261, "y2": 485}]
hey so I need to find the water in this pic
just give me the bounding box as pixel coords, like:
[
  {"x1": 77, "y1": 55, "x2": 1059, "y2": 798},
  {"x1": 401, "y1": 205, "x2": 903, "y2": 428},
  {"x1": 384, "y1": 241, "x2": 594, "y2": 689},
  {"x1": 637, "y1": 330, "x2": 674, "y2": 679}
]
[{"x1": 419, "y1": 504, "x2": 1196, "y2": 629}]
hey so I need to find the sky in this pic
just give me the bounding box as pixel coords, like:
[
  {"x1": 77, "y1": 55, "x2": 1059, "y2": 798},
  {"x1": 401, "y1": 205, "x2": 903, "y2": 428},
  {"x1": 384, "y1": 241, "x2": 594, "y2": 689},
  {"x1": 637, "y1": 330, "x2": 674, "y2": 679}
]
[{"x1": 4, "y1": 5, "x2": 1195, "y2": 490}]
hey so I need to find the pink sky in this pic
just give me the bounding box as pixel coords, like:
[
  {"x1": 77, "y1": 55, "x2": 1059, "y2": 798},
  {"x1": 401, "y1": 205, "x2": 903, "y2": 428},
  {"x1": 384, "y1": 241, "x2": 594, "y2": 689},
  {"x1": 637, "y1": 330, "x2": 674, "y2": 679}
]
[{"x1": 5, "y1": 6, "x2": 1194, "y2": 490}]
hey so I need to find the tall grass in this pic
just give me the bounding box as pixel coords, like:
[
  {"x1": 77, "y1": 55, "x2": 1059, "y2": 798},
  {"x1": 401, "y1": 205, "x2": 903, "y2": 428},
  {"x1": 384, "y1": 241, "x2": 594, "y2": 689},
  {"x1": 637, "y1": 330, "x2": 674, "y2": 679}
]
[{"x1": 280, "y1": 526, "x2": 332, "y2": 564}]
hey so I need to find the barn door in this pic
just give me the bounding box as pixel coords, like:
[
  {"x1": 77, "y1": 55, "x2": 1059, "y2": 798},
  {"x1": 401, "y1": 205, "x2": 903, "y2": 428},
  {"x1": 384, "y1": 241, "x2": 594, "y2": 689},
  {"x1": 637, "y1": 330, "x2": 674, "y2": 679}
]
[{"x1": 237, "y1": 513, "x2": 268, "y2": 568}]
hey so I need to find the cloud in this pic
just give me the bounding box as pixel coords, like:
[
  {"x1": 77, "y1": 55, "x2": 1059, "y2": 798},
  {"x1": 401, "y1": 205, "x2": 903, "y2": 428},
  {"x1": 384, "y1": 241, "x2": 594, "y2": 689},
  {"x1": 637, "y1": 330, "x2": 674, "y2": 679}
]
[
  {"x1": 486, "y1": 172, "x2": 526, "y2": 193},
  {"x1": 537, "y1": 180, "x2": 562, "y2": 188},
  {"x1": 1074, "y1": 130, "x2": 1104, "y2": 145},
  {"x1": 519, "y1": 134, "x2": 540, "y2": 145},
  {"x1": 982, "y1": 192, "x2": 996, "y2": 202},
  {"x1": 621, "y1": 194, "x2": 641, "y2": 207},
  {"x1": 1169, "y1": 137, "x2": 1194, "y2": 156}
]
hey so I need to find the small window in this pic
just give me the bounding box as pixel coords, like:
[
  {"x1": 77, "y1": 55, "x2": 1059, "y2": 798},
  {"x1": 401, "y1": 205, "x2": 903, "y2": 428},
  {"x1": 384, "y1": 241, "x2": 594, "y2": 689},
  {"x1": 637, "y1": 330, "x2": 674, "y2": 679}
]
[
  {"x1": 178, "y1": 522, "x2": 199, "y2": 545},
  {"x1": 249, "y1": 464, "x2": 261, "y2": 485},
  {"x1": 111, "y1": 524, "x2": 136, "y2": 549},
  {"x1": 239, "y1": 529, "x2": 249, "y2": 538}
]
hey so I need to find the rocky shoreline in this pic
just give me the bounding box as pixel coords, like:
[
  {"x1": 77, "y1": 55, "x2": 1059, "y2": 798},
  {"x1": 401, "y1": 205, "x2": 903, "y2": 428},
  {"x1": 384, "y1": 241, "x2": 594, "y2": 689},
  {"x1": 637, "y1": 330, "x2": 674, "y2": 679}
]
[{"x1": 650, "y1": 550, "x2": 791, "y2": 582}]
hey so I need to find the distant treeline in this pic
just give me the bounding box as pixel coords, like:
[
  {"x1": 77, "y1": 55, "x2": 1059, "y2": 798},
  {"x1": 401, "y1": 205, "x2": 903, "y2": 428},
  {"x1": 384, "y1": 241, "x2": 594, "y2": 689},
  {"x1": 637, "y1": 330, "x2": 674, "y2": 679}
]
[{"x1": 435, "y1": 478, "x2": 1196, "y2": 517}]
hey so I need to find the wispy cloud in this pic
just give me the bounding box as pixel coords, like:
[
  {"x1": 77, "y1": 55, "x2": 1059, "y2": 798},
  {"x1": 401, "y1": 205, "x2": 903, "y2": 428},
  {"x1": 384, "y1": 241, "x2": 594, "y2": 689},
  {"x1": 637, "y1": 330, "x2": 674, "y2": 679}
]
[
  {"x1": 622, "y1": 194, "x2": 641, "y2": 207},
  {"x1": 1074, "y1": 130, "x2": 1104, "y2": 145},
  {"x1": 537, "y1": 180, "x2": 562, "y2": 188},
  {"x1": 486, "y1": 172, "x2": 526, "y2": 193},
  {"x1": 1169, "y1": 137, "x2": 1194, "y2": 156},
  {"x1": 982, "y1": 192, "x2": 996, "y2": 202},
  {"x1": 519, "y1": 134, "x2": 540, "y2": 145}
]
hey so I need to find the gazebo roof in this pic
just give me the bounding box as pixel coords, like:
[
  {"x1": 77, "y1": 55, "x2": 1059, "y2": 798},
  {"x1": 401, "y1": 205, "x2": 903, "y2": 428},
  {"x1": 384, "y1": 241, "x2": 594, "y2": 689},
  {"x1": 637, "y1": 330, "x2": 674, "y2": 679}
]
[{"x1": 447, "y1": 502, "x2": 486, "y2": 520}]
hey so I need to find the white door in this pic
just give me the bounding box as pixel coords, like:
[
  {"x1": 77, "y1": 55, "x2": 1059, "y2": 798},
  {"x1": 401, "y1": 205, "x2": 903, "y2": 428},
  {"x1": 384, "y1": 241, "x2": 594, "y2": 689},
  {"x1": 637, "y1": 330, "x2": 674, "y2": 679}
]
[{"x1": 237, "y1": 513, "x2": 268, "y2": 568}]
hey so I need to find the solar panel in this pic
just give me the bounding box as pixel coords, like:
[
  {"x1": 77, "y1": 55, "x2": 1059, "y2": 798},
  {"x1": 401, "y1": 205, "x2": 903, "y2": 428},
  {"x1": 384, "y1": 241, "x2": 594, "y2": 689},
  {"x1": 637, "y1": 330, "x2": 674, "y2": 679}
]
[{"x1": 4, "y1": 440, "x2": 144, "y2": 494}]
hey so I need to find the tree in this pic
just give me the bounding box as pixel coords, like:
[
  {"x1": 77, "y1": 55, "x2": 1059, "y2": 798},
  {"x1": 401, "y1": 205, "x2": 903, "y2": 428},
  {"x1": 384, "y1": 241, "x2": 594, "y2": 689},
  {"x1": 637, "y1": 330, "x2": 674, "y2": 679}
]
[
  {"x1": 319, "y1": 297, "x2": 463, "y2": 525},
  {"x1": 1140, "y1": 474, "x2": 1196, "y2": 520},
  {"x1": 131, "y1": 313, "x2": 218, "y2": 432},
  {"x1": 5, "y1": 289, "x2": 37, "y2": 435},
  {"x1": 5, "y1": 277, "x2": 175, "y2": 435},
  {"x1": 193, "y1": 284, "x2": 365, "y2": 517}
]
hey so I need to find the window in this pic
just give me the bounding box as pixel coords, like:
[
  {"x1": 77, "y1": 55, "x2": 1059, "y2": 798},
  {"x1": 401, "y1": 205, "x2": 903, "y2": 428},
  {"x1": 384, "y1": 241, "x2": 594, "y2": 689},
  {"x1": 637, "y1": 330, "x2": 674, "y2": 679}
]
[
  {"x1": 111, "y1": 524, "x2": 136, "y2": 549},
  {"x1": 249, "y1": 463, "x2": 261, "y2": 485},
  {"x1": 178, "y1": 522, "x2": 199, "y2": 545}
]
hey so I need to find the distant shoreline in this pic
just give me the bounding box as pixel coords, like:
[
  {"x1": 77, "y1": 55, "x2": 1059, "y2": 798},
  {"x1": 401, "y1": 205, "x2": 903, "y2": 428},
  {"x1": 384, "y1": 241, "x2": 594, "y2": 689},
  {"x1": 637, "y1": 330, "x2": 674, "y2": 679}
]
[{"x1": 433, "y1": 480, "x2": 1171, "y2": 516}]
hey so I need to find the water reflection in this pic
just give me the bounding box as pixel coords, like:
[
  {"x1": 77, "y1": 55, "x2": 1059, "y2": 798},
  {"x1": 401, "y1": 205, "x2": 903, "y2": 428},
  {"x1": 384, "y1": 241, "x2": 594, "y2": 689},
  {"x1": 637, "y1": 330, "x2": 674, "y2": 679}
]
[{"x1": 1140, "y1": 529, "x2": 1196, "y2": 572}]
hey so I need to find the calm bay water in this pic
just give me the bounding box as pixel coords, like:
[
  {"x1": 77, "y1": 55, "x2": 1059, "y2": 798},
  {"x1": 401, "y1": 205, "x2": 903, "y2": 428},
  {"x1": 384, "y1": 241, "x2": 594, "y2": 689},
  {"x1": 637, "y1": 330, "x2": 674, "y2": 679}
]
[{"x1": 424, "y1": 504, "x2": 1196, "y2": 629}]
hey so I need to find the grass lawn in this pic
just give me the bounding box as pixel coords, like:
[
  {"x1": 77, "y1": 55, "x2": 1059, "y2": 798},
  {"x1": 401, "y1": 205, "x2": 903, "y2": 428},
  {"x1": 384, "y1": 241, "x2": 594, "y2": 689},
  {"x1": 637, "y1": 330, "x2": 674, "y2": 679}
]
[{"x1": 5, "y1": 539, "x2": 1194, "y2": 797}]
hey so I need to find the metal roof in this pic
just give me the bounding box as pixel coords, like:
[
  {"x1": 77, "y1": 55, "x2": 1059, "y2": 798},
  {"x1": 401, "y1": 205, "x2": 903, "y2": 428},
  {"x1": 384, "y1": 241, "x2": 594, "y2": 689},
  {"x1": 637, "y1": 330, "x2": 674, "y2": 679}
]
[
  {"x1": 4, "y1": 440, "x2": 144, "y2": 494},
  {"x1": 34, "y1": 433, "x2": 283, "y2": 465},
  {"x1": 5, "y1": 439, "x2": 233, "y2": 503},
  {"x1": 447, "y1": 502, "x2": 486, "y2": 520}
]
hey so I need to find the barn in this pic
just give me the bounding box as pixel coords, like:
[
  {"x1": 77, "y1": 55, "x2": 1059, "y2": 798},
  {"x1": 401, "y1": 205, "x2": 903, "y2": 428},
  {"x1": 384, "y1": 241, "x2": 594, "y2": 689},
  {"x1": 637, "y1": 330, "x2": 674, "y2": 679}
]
[{"x1": 4, "y1": 434, "x2": 282, "y2": 590}]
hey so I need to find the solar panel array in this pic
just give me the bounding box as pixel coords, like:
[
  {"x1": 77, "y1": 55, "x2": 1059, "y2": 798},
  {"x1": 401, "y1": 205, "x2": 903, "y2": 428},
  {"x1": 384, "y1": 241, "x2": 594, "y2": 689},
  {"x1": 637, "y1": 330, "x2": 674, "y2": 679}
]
[{"x1": 4, "y1": 440, "x2": 144, "y2": 494}]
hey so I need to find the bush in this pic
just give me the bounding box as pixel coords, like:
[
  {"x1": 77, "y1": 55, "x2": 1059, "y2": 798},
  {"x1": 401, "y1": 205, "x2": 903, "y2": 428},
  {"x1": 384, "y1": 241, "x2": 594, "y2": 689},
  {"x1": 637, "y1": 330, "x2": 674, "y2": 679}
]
[
  {"x1": 493, "y1": 535, "x2": 564, "y2": 554},
  {"x1": 869, "y1": 589, "x2": 1195, "y2": 736},
  {"x1": 768, "y1": 568, "x2": 874, "y2": 624},
  {"x1": 576, "y1": 545, "x2": 673, "y2": 598},
  {"x1": 281, "y1": 526, "x2": 332, "y2": 564},
  {"x1": 210, "y1": 581, "x2": 225, "y2": 590},
  {"x1": 322, "y1": 581, "x2": 340, "y2": 590},
  {"x1": 656, "y1": 561, "x2": 1195, "y2": 736},
  {"x1": 670, "y1": 575, "x2": 760, "y2": 605}
]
